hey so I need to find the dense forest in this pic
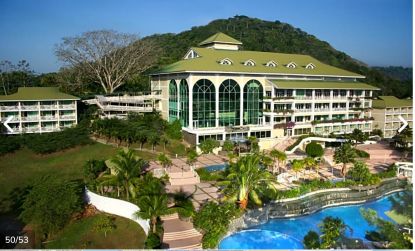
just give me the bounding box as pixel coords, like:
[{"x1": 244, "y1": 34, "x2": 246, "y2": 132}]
[{"x1": 0, "y1": 16, "x2": 412, "y2": 98}]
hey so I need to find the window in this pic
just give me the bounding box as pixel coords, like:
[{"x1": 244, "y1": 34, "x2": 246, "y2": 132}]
[
  {"x1": 251, "y1": 131, "x2": 271, "y2": 138},
  {"x1": 179, "y1": 79, "x2": 189, "y2": 127},
  {"x1": 184, "y1": 49, "x2": 199, "y2": 59},
  {"x1": 244, "y1": 59, "x2": 256, "y2": 66},
  {"x1": 286, "y1": 62, "x2": 297, "y2": 68},
  {"x1": 219, "y1": 79, "x2": 241, "y2": 126},
  {"x1": 266, "y1": 60, "x2": 277, "y2": 67},
  {"x1": 168, "y1": 80, "x2": 178, "y2": 122},
  {"x1": 243, "y1": 80, "x2": 263, "y2": 125},
  {"x1": 305, "y1": 63, "x2": 316, "y2": 69},
  {"x1": 193, "y1": 79, "x2": 216, "y2": 128},
  {"x1": 219, "y1": 58, "x2": 233, "y2": 65}
]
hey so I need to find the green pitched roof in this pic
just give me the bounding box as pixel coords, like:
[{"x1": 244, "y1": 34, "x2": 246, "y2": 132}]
[
  {"x1": 268, "y1": 80, "x2": 379, "y2": 90},
  {"x1": 372, "y1": 96, "x2": 412, "y2": 109},
  {"x1": 156, "y1": 47, "x2": 364, "y2": 78},
  {"x1": 0, "y1": 87, "x2": 80, "y2": 101},
  {"x1": 198, "y1": 32, "x2": 243, "y2": 46}
]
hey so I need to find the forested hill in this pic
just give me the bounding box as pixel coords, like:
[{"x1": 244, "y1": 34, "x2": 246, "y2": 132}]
[
  {"x1": 143, "y1": 16, "x2": 412, "y2": 98},
  {"x1": 372, "y1": 66, "x2": 412, "y2": 82}
]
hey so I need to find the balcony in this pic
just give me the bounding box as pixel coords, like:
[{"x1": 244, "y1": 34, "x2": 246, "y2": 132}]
[
  {"x1": 294, "y1": 96, "x2": 312, "y2": 100},
  {"x1": 20, "y1": 105, "x2": 39, "y2": 111},
  {"x1": 314, "y1": 95, "x2": 331, "y2": 100},
  {"x1": 40, "y1": 105, "x2": 58, "y2": 110},
  {"x1": 41, "y1": 126, "x2": 59, "y2": 132},
  {"x1": 332, "y1": 108, "x2": 347, "y2": 111},
  {"x1": 58, "y1": 105, "x2": 76, "y2": 110},
  {"x1": 21, "y1": 116, "x2": 39, "y2": 122},
  {"x1": 41, "y1": 116, "x2": 58, "y2": 121},
  {"x1": 0, "y1": 105, "x2": 19, "y2": 111},
  {"x1": 332, "y1": 96, "x2": 348, "y2": 100},
  {"x1": 21, "y1": 127, "x2": 40, "y2": 133},
  {"x1": 60, "y1": 115, "x2": 76, "y2": 120},
  {"x1": 314, "y1": 108, "x2": 330, "y2": 112},
  {"x1": 1, "y1": 116, "x2": 20, "y2": 122},
  {"x1": 295, "y1": 109, "x2": 312, "y2": 113}
]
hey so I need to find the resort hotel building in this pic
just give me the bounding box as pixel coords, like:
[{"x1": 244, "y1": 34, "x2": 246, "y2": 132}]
[
  {"x1": 372, "y1": 96, "x2": 413, "y2": 138},
  {"x1": 150, "y1": 32, "x2": 379, "y2": 147},
  {"x1": 0, "y1": 87, "x2": 79, "y2": 134}
]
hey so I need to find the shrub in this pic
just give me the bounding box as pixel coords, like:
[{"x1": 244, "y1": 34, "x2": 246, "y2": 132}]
[
  {"x1": 84, "y1": 159, "x2": 107, "y2": 181},
  {"x1": 0, "y1": 135, "x2": 21, "y2": 155},
  {"x1": 20, "y1": 176, "x2": 84, "y2": 236},
  {"x1": 305, "y1": 142, "x2": 324, "y2": 158},
  {"x1": 165, "y1": 119, "x2": 182, "y2": 140},
  {"x1": 303, "y1": 231, "x2": 320, "y2": 249},
  {"x1": 347, "y1": 161, "x2": 373, "y2": 185},
  {"x1": 222, "y1": 140, "x2": 234, "y2": 152},
  {"x1": 371, "y1": 129, "x2": 383, "y2": 138},
  {"x1": 145, "y1": 232, "x2": 161, "y2": 249},
  {"x1": 196, "y1": 168, "x2": 224, "y2": 181},
  {"x1": 199, "y1": 138, "x2": 220, "y2": 154},
  {"x1": 355, "y1": 149, "x2": 370, "y2": 158},
  {"x1": 24, "y1": 127, "x2": 91, "y2": 154}
]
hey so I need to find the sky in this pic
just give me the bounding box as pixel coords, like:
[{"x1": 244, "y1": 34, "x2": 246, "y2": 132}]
[{"x1": 0, "y1": 0, "x2": 412, "y2": 73}]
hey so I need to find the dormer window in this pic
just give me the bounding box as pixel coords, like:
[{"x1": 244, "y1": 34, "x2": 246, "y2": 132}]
[
  {"x1": 286, "y1": 62, "x2": 297, "y2": 68},
  {"x1": 219, "y1": 58, "x2": 233, "y2": 65},
  {"x1": 244, "y1": 59, "x2": 256, "y2": 66},
  {"x1": 306, "y1": 63, "x2": 316, "y2": 69},
  {"x1": 266, "y1": 60, "x2": 277, "y2": 67},
  {"x1": 184, "y1": 49, "x2": 200, "y2": 59}
]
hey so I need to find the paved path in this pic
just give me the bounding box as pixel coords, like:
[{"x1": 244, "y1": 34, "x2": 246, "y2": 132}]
[{"x1": 161, "y1": 213, "x2": 203, "y2": 249}]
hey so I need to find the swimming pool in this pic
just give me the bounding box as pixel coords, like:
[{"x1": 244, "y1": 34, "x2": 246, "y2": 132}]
[
  {"x1": 204, "y1": 164, "x2": 228, "y2": 172},
  {"x1": 219, "y1": 192, "x2": 408, "y2": 249}
]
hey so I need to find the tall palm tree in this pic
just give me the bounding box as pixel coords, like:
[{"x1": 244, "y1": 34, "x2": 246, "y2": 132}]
[
  {"x1": 319, "y1": 216, "x2": 347, "y2": 249},
  {"x1": 135, "y1": 194, "x2": 173, "y2": 233},
  {"x1": 333, "y1": 143, "x2": 357, "y2": 179},
  {"x1": 304, "y1": 157, "x2": 317, "y2": 179},
  {"x1": 277, "y1": 151, "x2": 287, "y2": 174},
  {"x1": 269, "y1": 149, "x2": 279, "y2": 174},
  {"x1": 221, "y1": 154, "x2": 277, "y2": 210},
  {"x1": 108, "y1": 149, "x2": 146, "y2": 200}
]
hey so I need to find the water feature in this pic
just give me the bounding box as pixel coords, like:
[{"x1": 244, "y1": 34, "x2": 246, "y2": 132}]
[
  {"x1": 219, "y1": 192, "x2": 409, "y2": 249},
  {"x1": 204, "y1": 164, "x2": 228, "y2": 172}
]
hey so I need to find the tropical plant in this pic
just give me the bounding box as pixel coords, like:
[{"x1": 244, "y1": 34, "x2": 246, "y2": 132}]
[
  {"x1": 360, "y1": 208, "x2": 412, "y2": 249},
  {"x1": 136, "y1": 173, "x2": 165, "y2": 196},
  {"x1": 157, "y1": 153, "x2": 172, "y2": 169},
  {"x1": 148, "y1": 133, "x2": 160, "y2": 151},
  {"x1": 305, "y1": 142, "x2": 324, "y2": 158},
  {"x1": 291, "y1": 159, "x2": 305, "y2": 179},
  {"x1": 348, "y1": 128, "x2": 369, "y2": 145},
  {"x1": 186, "y1": 148, "x2": 198, "y2": 167},
  {"x1": 104, "y1": 149, "x2": 147, "y2": 200},
  {"x1": 160, "y1": 135, "x2": 169, "y2": 152},
  {"x1": 20, "y1": 176, "x2": 84, "y2": 237},
  {"x1": 260, "y1": 153, "x2": 274, "y2": 172},
  {"x1": 135, "y1": 194, "x2": 173, "y2": 233},
  {"x1": 93, "y1": 215, "x2": 116, "y2": 238},
  {"x1": 173, "y1": 192, "x2": 196, "y2": 218},
  {"x1": 276, "y1": 150, "x2": 287, "y2": 174},
  {"x1": 303, "y1": 157, "x2": 317, "y2": 178},
  {"x1": 165, "y1": 119, "x2": 182, "y2": 140},
  {"x1": 199, "y1": 138, "x2": 220, "y2": 154},
  {"x1": 333, "y1": 143, "x2": 357, "y2": 178},
  {"x1": 222, "y1": 140, "x2": 234, "y2": 152},
  {"x1": 303, "y1": 230, "x2": 320, "y2": 249},
  {"x1": 247, "y1": 136, "x2": 259, "y2": 153},
  {"x1": 347, "y1": 161, "x2": 372, "y2": 185},
  {"x1": 319, "y1": 216, "x2": 347, "y2": 249},
  {"x1": 221, "y1": 154, "x2": 277, "y2": 209},
  {"x1": 83, "y1": 159, "x2": 107, "y2": 181},
  {"x1": 135, "y1": 131, "x2": 148, "y2": 150}
]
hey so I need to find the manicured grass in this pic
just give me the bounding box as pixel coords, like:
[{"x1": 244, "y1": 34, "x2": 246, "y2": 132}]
[
  {"x1": 0, "y1": 142, "x2": 155, "y2": 213},
  {"x1": 46, "y1": 214, "x2": 146, "y2": 249},
  {"x1": 385, "y1": 210, "x2": 411, "y2": 225}
]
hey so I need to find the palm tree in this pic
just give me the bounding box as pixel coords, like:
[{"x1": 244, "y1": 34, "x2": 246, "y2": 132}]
[
  {"x1": 135, "y1": 194, "x2": 173, "y2": 233},
  {"x1": 135, "y1": 131, "x2": 147, "y2": 150},
  {"x1": 291, "y1": 159, "x2": 305, "y2": 179},
  {"x1": 269, "y1": 149, "x2": 279, "y2": 174},
  {"x1": 157, "y1": 153, "x2": 172, "y2": 170},
  {"x1": 107, "y1": 149, "x2": 146, "y2": 200},
  {"x1": 160, "y1": 135, "x2": 169, "y2": 152},
  {"x1": 319, "y1": 216, "x2": 347, "y2": 249},
  {"x1": 333, "y1": 143, "x2": 357, "y2": 179},
  {"x1": 304, "y1": 157, "x2": 317, "y2": 179},
  {"x1": 186, "y1": 148, "x2": 198, "y2": 167},
  {"x1": 221, "y1": 154, "x2": 277, "y2": 210},
  {"x1": 148, "y1": 133, "x2": 160, "y2": 151},
  {"x1": 270, "y1": 150, "x2": 287, "y2": 174},
  {"x1": 260, "y1": 153, "x2": 274, "y2": 172}
]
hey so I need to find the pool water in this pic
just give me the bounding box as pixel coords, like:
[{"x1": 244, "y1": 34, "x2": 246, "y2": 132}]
[
  {"x1": 219, "y1": 192, "x2": 408, "y2": 249},
  {"x1": 204, "y1": 164, "x2": 228, "y2": 172}
]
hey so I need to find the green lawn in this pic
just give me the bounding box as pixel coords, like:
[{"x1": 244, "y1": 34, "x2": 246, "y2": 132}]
[
  {"x1": 385, "y1": 210, "x2": 411, "y2": 225},
  {"x1": 0, "y1": 142, "x2": 156, "y2": 213},
  {"x1": 46, "y1": 214, "x2": 146, "y2": 249}
]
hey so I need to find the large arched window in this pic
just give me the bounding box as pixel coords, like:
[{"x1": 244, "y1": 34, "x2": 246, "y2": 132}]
[
  {"x1": 179, "y1": 79, "x2": 189, "y2": 127},
  {"x1": 219, "y1": 79, "x2": 240, "y2": 126},
  {"x1": 193, "y1": 79, "x2": 215, "y2": 128},
  {"x1": 168, "y1": 80, "x2": 178, "y2": 122},
  {"x1": 243, "y1": 80, "x2": 263, "y2": 125}
]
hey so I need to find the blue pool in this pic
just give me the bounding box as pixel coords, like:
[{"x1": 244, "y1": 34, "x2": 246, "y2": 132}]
[
  {"x1": 204, "y1": 164, "x2": 228, "y2": 172},
  {"x1": 219, "y1": 192, "x2": 407, "y2": 249}
]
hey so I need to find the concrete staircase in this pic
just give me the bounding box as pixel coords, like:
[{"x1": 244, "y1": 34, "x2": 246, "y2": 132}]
[
  {"x1": 168, "y1": 170, "x2": 200, "y2": 186},
  {"x1": 161, "y1": 213, "x2": 203, "y2": 249},
  {"x1": 273, "y1": 136, "x2": 296, "y2": 152}
]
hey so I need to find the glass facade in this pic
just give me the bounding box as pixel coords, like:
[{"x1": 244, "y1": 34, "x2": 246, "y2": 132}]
[
  {"x1": 243, "y1": 80, "x2": 263, "y2": 125},
  {"x1": 193, "y1": 79, "x2": 216, "y2": 128},
  {"x1": 219, "y1": 79, "x2": 240, "y2": 126},
  {"x1": 168, "y1": 80, "x2": 178, "y2": 122},
  {"x1": 179, "y1": 79, "x2": 189, "y2": 127}
]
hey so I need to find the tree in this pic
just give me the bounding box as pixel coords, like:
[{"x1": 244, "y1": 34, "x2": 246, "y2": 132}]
[
  {"x1": 106, "y1": 149, "x2": 146, "y2": 200},
  {"x1": 349, "y1": 129, "x2": 369, "y2": 145},
  {"x1": 55, "y1": 30, "x2": 158, "y2": 93},
  {"x1": 247, "y1": 136, "x2": 259, "y2": 153},
  {"x1": 291, "y1": 159, "x2": 305, "y2": 179},
  {"x1": 148, "y1": 133, "x2": 160, "y2": 151},
  {"x1": 135, "y1": 194, "x2": 173, "y2": 233},
  {"x1": 334, "y1": 143, "x2": 357, "y2": 178},
  {"x1": 94, "y1": 215, "x2": 116, "y2": 237},
  {"x1": 222, "y1": 140, "x2": 234, "y2": 152},
  {"x1": 160, "y1": 135, "x2": 169, "y2": 152},
  {"x1": 347, "y1": 161, "x2": 372, "y2": 184},
  {"x1": 199, "y1": 138, "x2": 220, "y2": 154},
  {"x1": 20, "y1": 176, "x2": 84, "y2": 237},
  {"x1": 303, "y1": 157, "x2": 317, "y2": 178},
  {"x1": 186, "y1": 148, "x2": 198, "y2": 167},
  {"x1": 360, "y1": 208, "x2": 412, "y2": 249},
  {"x1": 319, "y1": 216, "x2": 347, "y2": 249},
  {"x1": 305, "y1": 142, "x2": 324, "y2": 158},
  {"x1": 165, "y1": 120, "x2": 182, "y2": 140},
  {"x1": 157, "y1": 153, "x2": 172, "y2": 169},
  {"x1": 303, "y1": 231, "x2": 320, "y2": 249},
  {"x1": 222, "y1": 154, "x2": 277, "y2": 209},
  {"x1": 135, "y1": 131, "x2": 148, "y2": 150}
]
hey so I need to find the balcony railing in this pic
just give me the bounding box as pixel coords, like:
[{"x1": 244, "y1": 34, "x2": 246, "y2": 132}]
[
  {"x1": 40, "y1": 105, "x2": 58, "y2": 110},
  {"x1": 60, "y1": 115, "x2": 76, "y2": 120},
  {"x1": 294, "y1": 96, "x2": 313, "y2": 100},
  {"x1": 21, "y1": 116, "x2": 39, "y2": 122},
  {"x1": 0, "y1": 106, "x2": 19, "y2": 111},
  {"x1": 1, "y1": 116, "x2": 20, "y2": 122},
  {"x1": 41, "y1": 116, "x2": 58, "y2": 121},
  {"x1": 59, "y1": 105, "x2": 76, "y2": 109},
  {"x1": 21, "y1": 105, "x2": 39, "y2": 111},
  {"x1": 314, "y1": 95, "x2": 331, "y2": 100}
]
